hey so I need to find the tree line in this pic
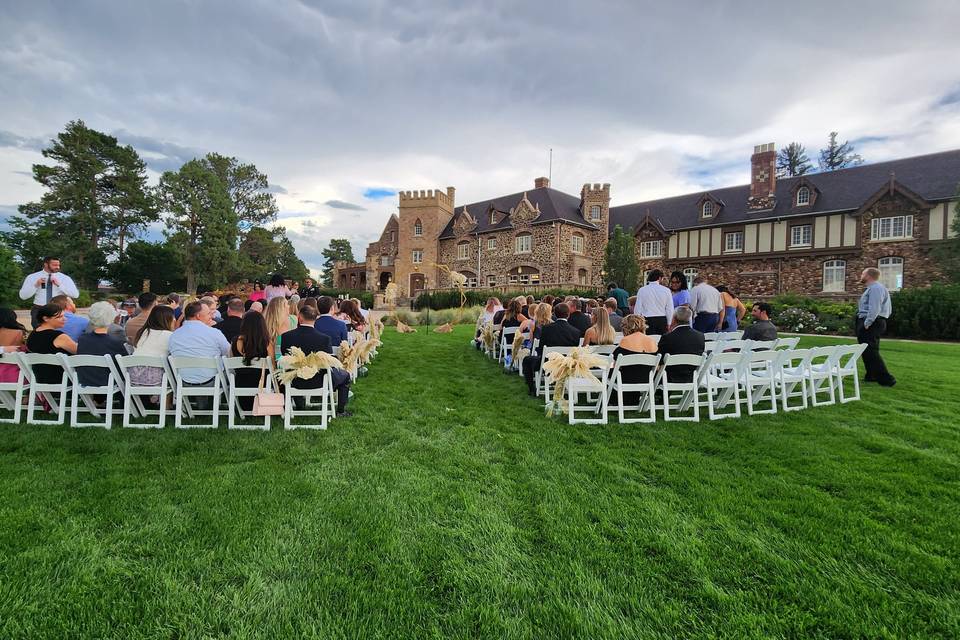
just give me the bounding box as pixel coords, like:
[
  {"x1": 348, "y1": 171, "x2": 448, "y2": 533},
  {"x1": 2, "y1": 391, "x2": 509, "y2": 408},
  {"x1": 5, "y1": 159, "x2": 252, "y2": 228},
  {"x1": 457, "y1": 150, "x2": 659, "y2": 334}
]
[
  {"x1": 776, "y1": 131, "x2": 864, "y2": 177},
  {"x1": 0, "y1": 120, "x2": 308, "y2": 295}
]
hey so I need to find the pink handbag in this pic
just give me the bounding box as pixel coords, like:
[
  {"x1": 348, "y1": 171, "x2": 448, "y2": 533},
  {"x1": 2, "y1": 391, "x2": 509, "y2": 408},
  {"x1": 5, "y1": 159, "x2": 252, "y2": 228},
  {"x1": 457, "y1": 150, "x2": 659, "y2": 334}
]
[{"x1": 251, "y1": 360, "x2": 284, "y2": 416}]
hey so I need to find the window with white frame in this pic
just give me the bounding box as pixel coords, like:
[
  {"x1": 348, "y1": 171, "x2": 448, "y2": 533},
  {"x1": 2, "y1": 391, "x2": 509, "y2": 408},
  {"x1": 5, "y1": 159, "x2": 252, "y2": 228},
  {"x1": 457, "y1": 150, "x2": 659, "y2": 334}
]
[
  {"x1": 571, "y1": 234, "x2": 584, "y2": 253},
  {"x1": 489, "y1": 211, "x2": 496, "y2": 226},
  {"x1": 461, "y1": 272, "x2": 478, "y2": 288},
  {"x1": 640, "y1": 240, "x2": 663, "y2": 258},
  {"x1": 589, "y1": 205, "x2": 601, "y2": 221},
  {"x1": 796, "y1": 186, "x2": 811, "y2": 206},
  {"x1": 724, "y1": 231, "x2": 743, "y2": 252},
  {"x1": 822, "y1": 260, "x2": 846, "y2": 292},
  {"x1": 456, "y1": 242, "x2": 470, "y2": 260},
  {"x1": 682, "y1": 267, "x2": 698, "y2": 285},
  {"x1": 389, "y1": 231, "x2": 395, "y2": 242},
  {"x1": 871, "y1": 215, "x2": 913, "y2": 241},
  {"x1": 878, "y1": 257, "x2": 904, "y2": 291},
  {"x1": 486, "y1": 274, "x2": 497, "y2": 287},
  {"x1": 380, "y1": 255, "x2": 393, "y2": 267},
  {"x1": 702, "y1": 201, "x2": 714, "y2": 218},
  {"x1": 515, "y1": 233, "x2": 532, "y2": 254},
  {"x1": 414, "y1": 219, "x2": 423, "y2": 236},
  {"x1": 578, "y1": 269, "x2": 588, "y2": 285},
  {"x1": 487, "y1": 237, "x2": 496, "y2": 250},
  {"x1": 412, "y1": 250, "x2": 423, "y2": 264},
  {"x1": 790, "y1": 224, "x2": 812, "y2": 247}
]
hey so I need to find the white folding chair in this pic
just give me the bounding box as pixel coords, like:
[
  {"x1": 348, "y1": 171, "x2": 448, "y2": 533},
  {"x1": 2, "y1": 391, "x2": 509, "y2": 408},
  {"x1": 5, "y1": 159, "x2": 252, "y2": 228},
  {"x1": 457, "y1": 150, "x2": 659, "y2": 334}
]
[
  {"x1": 703, "y1": 340, "x2": 716, "y2": 354},
  {"x1": 703, "y1": 351, "x2": 742, "y2": 420},
  {"x1": 499, "y1": 327, "x2": 519, "y2": 368},
  {"x1": 774, "y1": 337, "x2": 800, "y2": 350},
  {"x1": 62, "y1": 354, "x2": 123, "y2": 428},
  {"x1": 738, "y1": 351, "x2": 779, "y2": 415},
  {"x1": 714, "y1": 339, "x2": 746, "y2": 353},
  {"x1": 19, "y1": 353, "x2": 70, "y2": 425},
  {"x1": 720, "y1": 330, "x2": 744, "y2": 340},
  {"x1": 806, "y1": 346, "x2": 836, "y2": 407},
  {"x1": 520, "y1": 338, "x2": 540, "y2": 377},
  {"x1": 655, "y1": 354, "x2": 704, "y2": 422},
  {"x1": 566, "y1": 354, "x2": 610, "y2": 425},
  {"x1": 703, "y1": 332, "x2": 719, "y2": 341},
  {"x1": 168, "y1": 356, "x2": 223, "y2": 429},
  {"x1": 588, "y1": 344, "x2": 617, "y2": 357},
  {"x1": 744, "y1": 339, "x2": 777, "y2": 352},
  {"x1": 538, "y1": 346, "x2": 577, "y2": 402},
  {"x1": 283, "y1": 371, "x2": 335, "y2": 430},
  {"x1": 833, "y1": 343, "x2": 868, "y2": 403},
  {"x1": 774, "y1": 349, "x2": 811, "y2": 412},
  {"x1": 116, "y1": 355, "x2": 172, "y2": 429},
  {"x1": 602, "y1": 353, "x2": 660, "y2": 423},
  {"x1": 0, "y1": 352, "x2": 27, "y2": 424},
  {"x1": 222, "y1": 357, "x2": 277, "y2": 431}
]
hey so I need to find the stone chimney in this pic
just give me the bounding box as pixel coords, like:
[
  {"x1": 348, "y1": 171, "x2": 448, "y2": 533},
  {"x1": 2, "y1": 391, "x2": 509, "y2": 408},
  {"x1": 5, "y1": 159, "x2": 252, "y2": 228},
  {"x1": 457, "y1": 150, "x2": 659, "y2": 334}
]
[
  {"x1": 534, "y1": 176, "x2": 550, "y2": 189},
  {"x1": 748, "y1": 143, "x2": 776, "y2": 210}
]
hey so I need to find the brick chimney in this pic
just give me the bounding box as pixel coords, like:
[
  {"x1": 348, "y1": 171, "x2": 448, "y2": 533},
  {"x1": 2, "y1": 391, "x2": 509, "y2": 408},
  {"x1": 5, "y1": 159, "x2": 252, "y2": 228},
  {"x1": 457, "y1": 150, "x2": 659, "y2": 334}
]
[
  {"x1": 748, "y1": 142, "x2": 776, "y2": 210},
  {"x1": 534, "y1": 176, "x2": 550, "y2": 189}
]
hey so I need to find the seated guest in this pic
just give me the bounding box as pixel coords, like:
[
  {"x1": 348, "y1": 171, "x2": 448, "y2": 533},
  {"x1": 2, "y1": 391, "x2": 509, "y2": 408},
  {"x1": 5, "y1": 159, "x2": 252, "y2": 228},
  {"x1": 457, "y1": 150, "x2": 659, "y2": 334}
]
[
  {"x1": 50, "y1": 294, "x2": 88, "y2": 341},
  {"x1": 336, "y1": 299, "x2": 367, "y2": 333},
  {"x1": 280, "y1": 304, "x2": 352, "y2": 416},
  {"x1": 352, "y1": 298, "x2": 370, "y2": 321},
  {"x1": 493, "y1": 296, "x2": 525, "y2": 326},
  {"x1": 497, "y1": 299, "x2": 525, "y2": 333},
  {"x1": 129, "y1": 305, "x2": 177, "y2": 387},
  {"x1": 521, "y1": 295, "x2": 534, "y2": 318},
  {"x1": 627, "y1": 295, "x2": 637, "y2": 314},
  {"x1": 475, "y1": 297, "x2": 502, "y2": 346},
  {"x1": 125, "y1": 292, "x2": 158, "y2": 346},
  {"x1": 741, "y1": 302, "x2": 778, "y2": 341},
  {"x1": 0, "y1": 307, "x2": 27, "y2": 383},
  {"x1": 87, "y1": 299, "x2": 127, "y2": 342},
  {"x1": 287, "y1": 295, "x2": 301, "y2": 317},
  {"x1": 656, "y1": 306, "x2": 705, "y2": 383},
  {"x1": 567, "y1": 297, "x2": 591, "y2": 334},
  {"x1": 215, "y1": 298, "x2": 246, "y2": 343},
  {"x1": 25, "y1": 303, "x2": 77, "y2": 384},
  {"x1": 76, "y1": 301, "x2": 128, "y2": 388},
  {"x1": 315, "y1": 296, "x2": 349, "y2": 345},
  {"x1": 517, "y1": 303, "x2": 539, "y2": 349},
  {"x1": 522, "y1": 302, "x2": 582, "y2": 395},
  {"x1": 216, "y1": 294, "x2": 238, "y2": 319},
  {"x1": 604, "y1": 298, "x2": 623, "y2": 331},
  {"x1": 200, "y1": 296, "x2": 221, "y2": 324},
  {"x1": 230, "y1": 311, "x2": 275, "y2": 410},
  {"x1": 249, "y1": 301, "x2": 264, "y2": 314},
  {"x1": 166, "y1": 294, "x2": 182, "y2": 320},
  {"x1": 531, "y1": 301, "x2": 553, "y2": 342},
  {"x1": 167, "y1": 301, "x2": 230, "y2": 403},
  {"x1": 610, "y1": 314, "x2": 659, "y2": 405},
  {"x1": 582, "y1": 307, "x2": 616, "y2": 346},
  {"x1": 265, "y1": 296, "x2": 294, "y2": 360}
]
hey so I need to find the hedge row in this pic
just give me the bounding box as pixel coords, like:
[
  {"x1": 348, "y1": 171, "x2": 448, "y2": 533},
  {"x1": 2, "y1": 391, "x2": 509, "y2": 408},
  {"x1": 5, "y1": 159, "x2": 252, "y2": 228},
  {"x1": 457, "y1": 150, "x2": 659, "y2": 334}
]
[
  {"x1": 888, "y1": 284, "x2": 960, "y2": 340},
  {"x1": 413, "y1": 288, "x2": 603, "y2": 311}
]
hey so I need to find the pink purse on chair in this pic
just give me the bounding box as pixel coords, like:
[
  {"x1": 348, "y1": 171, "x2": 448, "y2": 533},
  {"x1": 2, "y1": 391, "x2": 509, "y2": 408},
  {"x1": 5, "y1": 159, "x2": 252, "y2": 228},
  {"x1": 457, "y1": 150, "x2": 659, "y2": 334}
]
[{"x1": 251, "y1": 359, "x2": 284, "y2": 416}]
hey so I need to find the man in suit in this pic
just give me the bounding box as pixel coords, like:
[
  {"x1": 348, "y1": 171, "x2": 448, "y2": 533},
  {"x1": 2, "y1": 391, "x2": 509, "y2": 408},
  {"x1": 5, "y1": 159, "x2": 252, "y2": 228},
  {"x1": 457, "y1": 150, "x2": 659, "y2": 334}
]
[
  {"x1": 566, "y1": 297, "x2": 591, "y2": 334},
  {"x1": 215, "y1": 298, "x2": 245, "y2": 343},
  {"x1": 314, "y1": 296, "x2": 349, "y2": 345},
  {"x1": 523, "y1": 302, "x2": 583, "y2": 395},
  {"x1": 280, "y1": 304, "x2": 352, "y2": 416},
  {"x1": 657, "y1": 306, "x2": 705, "y2": 383}
]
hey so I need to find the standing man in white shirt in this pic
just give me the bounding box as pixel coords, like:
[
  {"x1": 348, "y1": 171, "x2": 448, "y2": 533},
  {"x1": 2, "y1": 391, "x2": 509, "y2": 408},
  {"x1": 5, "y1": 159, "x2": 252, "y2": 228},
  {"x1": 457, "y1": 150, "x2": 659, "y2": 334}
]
[
  {"x1": 19, "y1": 256, "x2": 80, "y2": 329},
  {"x1": 634, "y1": 269, "x2": 674, "y2": 335},
  {"x1": 687, "y1": 276, "x2": 725, "y2": 333}
]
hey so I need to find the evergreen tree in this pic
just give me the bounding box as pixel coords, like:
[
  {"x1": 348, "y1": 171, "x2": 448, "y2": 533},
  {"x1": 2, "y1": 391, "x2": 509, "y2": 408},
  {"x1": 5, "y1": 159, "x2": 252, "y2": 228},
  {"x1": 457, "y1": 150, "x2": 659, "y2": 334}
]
[
  {"x1": 603, "y1": 225, "x2": 639, "y2": 293},
  {"x1": 3, "y1": 120, "x2": 157, "y2": 288},
  {"x1": 0, "y1": 240, "x2": 23, "y2": 307},
  {"x1": 776, "y1": 142, "x2": 813, "y2": 177},
  {"x1": 108, "y1": 240, "x2": 185, "y2": 294},
  {"x1": 200, "y1": 153, "x2": 278, "y2": 235},
  {"x1": 233, "y1": 226, "x2": 308, "y2": 282},
  {"x1": 818, "y1": 131, "x2": 863, "y2": 171},
  {"x1": 158, "y1": 159, "x2": 237, "y2": 294},
  {"x1": 933, "y1": 189, "x2": 960, "y2": 282},
  {"x1": 320, "y1": 239, "x2": 355, "y2": 287}
]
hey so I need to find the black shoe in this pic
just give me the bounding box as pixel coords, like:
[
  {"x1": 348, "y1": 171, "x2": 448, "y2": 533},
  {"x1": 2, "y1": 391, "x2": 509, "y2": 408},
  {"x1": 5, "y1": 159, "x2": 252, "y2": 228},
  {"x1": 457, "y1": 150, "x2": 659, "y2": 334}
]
[
  {"x1": 879, "y1": 378, "x2": 897, "y2": 387},
  {"x1": 337, "y1": 410, "x2": 354, "y2": 418},
  {"x1": 527, "y1": 389, "x2": 537, "y2": 397},
  {"x1": 863, "y1": 376, "x2": 876, "y2": 383}
]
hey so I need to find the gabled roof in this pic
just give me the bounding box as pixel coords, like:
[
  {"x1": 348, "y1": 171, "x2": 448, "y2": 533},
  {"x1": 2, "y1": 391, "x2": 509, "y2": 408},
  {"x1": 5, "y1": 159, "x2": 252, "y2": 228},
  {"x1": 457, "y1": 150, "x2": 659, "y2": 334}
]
[
  {"x1": 610, "y1": 148, "x2": 960, "y2": 233},
  {"x1": 439, "y1": 186, "x2": 599, "y2": 239}
]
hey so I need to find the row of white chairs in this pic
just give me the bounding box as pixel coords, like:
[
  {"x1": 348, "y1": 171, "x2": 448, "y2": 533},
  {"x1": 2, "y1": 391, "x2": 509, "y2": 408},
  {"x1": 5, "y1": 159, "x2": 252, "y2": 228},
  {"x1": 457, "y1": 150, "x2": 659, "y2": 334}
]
[{"x1": 0, "y1": 352, "x2": 344, "y2": 431}]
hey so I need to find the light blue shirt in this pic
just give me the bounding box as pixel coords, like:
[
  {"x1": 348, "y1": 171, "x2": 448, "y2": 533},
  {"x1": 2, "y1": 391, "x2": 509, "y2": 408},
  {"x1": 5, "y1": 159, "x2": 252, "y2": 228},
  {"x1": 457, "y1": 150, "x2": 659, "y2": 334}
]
[
  {"x1": 167, "y1": 320, "x2": 230, "y2": 384},
  {"x1": 857, "y1": 281, "x2": 892, "y2": 328},
  {"x1": 61, "y1": 311, "x2": 89, "y2": 342}
]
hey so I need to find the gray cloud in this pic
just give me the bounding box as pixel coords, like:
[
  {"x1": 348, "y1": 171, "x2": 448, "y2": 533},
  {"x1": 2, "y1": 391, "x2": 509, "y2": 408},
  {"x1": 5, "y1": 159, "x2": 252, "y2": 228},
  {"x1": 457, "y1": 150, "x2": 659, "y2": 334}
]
[
  {"x1": 324, "y1": 200, "x2": 366, "y2": 211},
  {"x1": 266, "y1": 184, "x2": 287, "y2": 194},
  {"x1": 0, "y1": 130, "x2": 47, "y2": 152}
]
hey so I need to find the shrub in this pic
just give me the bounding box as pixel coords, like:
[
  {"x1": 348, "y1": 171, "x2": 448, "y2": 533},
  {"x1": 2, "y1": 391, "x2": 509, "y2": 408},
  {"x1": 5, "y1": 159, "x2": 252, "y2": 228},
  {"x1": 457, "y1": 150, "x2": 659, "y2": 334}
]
[
  {"x1": 381, "y1": 309, "x2": 421, "y2": 326},
  {"x1": 413, "y1": 288, "x2": 602, "y2": 310},
  {"x1": 314, "y1": 288, "x2": 374, "y2": 309},
  {"x1": 887, "y1": 284, "x2": 960, "y2": 341},
  {"x1": 773, "y1": 307, "x2": 827, "y2": 334}
]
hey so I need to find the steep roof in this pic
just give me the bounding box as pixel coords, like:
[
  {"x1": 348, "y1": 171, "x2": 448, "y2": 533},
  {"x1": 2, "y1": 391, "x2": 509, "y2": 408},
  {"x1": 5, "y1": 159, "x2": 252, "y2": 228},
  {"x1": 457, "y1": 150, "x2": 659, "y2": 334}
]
[
  {"x1": 610, "y1": 148, "x2": 960, "y2": 233},
  {"x1": 439, "y1": 186, "x2": 598, "y2": 239}
]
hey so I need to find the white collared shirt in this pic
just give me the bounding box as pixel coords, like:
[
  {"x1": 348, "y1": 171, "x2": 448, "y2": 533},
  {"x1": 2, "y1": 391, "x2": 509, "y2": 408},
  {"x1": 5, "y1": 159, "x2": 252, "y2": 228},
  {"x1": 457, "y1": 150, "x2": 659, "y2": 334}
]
[
  {"x1": 635, "y1": 282, "x2": 674, "y2": 319},
  {"x1": 688, "y1": 283, "x2": 724, "y2": 314},
  {"x1": 19, "y1": 270, "x2": 80, "y2": 305}
]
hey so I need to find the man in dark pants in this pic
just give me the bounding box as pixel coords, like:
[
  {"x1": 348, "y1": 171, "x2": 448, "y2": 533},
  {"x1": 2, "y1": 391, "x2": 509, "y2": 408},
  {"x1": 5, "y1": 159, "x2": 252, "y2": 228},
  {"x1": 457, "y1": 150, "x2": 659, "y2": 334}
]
[
  {"x1": 856, "y1": 267, "x2": 895, "y2": 387},
  {"x1": 280, "y1": 305, "x2": 354, "y2": 416},
  {"x1": 522, "y1": 302, "x2": 582, "y2": 396}
]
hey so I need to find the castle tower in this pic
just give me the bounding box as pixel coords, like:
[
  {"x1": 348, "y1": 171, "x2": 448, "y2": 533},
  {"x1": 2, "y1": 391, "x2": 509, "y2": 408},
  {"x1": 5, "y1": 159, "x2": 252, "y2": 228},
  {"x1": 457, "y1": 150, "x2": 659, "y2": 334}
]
[
  {"x1": 581, "y1": 182, "x2": 611, "y2": 238},
  {"x1": 395, "y1": 187, "x2": 455, "y2": 297}
]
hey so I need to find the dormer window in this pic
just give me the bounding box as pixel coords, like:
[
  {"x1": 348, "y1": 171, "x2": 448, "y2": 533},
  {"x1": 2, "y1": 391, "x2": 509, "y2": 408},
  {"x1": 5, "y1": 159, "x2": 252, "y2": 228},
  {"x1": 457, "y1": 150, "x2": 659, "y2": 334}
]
[
  {"x1": 702, "y1": 201, "x2": 714, "y2": 218},
  {"x1": 414, "y1": 219, "x2": 423, "y2": 236},
  {"x1": 796, "y1": 186, "x2": 811, "y2": 206},
  {"x1": 589, "y1": 205, "x2": 601, "y2": 221},
  {"x1": 489, "y1": 211, "x2": 496, "y2": 225}
]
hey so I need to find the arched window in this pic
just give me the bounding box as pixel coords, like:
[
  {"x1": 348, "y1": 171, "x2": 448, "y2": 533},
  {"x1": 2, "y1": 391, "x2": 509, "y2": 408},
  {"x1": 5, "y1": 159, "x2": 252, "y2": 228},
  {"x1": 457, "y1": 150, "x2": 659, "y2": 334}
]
[
  {"x1": 456, "y1": 241, "x2": 470, "y2": 260},
  {"x1": 796, "y1": 186, "x2": 811, "y2": 206},
  {"x1": 414, "y1": 219, "x2": 423, "y2": 236},
  {"x1": 570, "y1": 233, "x2": 584, "y2": 253},
  {"x1": 515, "y1": 233, "x2": 532, "y2": 254},
  {"x1": 459, "y1": 270, "x2": 478, "y2": 288},
  {"x1": 878, "y1": 257, "x2": 904, "y2": 291},
  {"x1": 822, "y1": 260, "x2": 846, "y2": 292},
  {"x1": 589, "y1": 205, "x2": 601, "y2": 221},
  {"x1": 702, "y1": 201, "x2": 714, "y2": 218},
  {"x1": 682, "y1": 267, "x2": 698, "y2": 285}
]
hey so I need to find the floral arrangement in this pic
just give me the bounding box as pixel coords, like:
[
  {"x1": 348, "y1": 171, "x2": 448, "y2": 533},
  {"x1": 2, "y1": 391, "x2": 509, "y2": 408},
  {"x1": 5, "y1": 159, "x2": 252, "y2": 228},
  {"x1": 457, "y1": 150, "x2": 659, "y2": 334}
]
[
  {"x1": 773, "y1": 307, "x2": 827, "y2": 334},
  {"x1": 541, "y1": 347, "x2": 607, "y2": 415},
  {"x1": 274, "y1": 346, "x2": 341, "y2": 386}
]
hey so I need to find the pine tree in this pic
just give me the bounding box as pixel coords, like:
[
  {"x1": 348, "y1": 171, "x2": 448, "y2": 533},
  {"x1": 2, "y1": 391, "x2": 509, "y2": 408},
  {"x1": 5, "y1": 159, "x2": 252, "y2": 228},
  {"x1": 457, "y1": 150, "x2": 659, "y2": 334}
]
[
  {"x1": 603, "y1": 225, "x2": 639, "y2": 292},
  {"x1": 200, "y1": 153, "x2": 278, "y2": 235},
  {"x1": 321, "y1": 239, "x2": 355, "y2": 287},
  {"x1": 0, "y1": 240, "x2": 23, "y2": 307},
  {"x1": 776, "y1": 142, "x2": 813, "y2": 177},
  {"x1": 233, "y1": 226, "x2": 308, "y2": 282},
  {"x1": 818, "y1": 132, "x2": 863, "y2": 171}
]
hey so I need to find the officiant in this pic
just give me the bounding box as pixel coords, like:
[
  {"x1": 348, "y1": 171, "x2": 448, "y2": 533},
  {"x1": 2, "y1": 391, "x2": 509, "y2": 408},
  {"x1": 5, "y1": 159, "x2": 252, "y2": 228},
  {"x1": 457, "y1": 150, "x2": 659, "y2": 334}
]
[{"x1": 18, "y1": 256, "x2": 80, "y2": 328}]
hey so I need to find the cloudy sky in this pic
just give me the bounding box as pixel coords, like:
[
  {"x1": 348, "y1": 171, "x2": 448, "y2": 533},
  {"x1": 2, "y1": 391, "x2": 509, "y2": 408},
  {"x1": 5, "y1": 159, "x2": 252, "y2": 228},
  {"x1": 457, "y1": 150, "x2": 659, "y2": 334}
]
[{"x1": 2, "y1": 0, "x2": 960, "y2": 275}]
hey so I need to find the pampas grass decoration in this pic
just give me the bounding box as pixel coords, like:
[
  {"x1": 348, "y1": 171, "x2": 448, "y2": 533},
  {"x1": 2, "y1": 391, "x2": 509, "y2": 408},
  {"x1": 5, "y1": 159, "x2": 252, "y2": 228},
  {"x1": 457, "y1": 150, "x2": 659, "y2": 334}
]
[
  {"x1": 511, "y1": 329, "x2": 526, "y2": 364},
  {"x1": 274, "y1": 346, "x2": 342, "y2": 386},
  {"x1": 434, "y1": 323, "x2": 453, "y2": 333},
  {"x1": 480, "y1": 322, "x2": 495, "y2": 353},
  {"x1": 541, "y1": 347, "x2": 607, "y2": 416},
  {"x1": 396, "y1": 320, "x2": 416, "y2": 333}
]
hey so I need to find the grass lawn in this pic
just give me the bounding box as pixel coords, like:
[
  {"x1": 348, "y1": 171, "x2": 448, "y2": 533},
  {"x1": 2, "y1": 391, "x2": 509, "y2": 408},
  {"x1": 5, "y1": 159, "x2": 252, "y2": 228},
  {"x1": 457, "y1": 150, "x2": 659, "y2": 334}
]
[{"x1": 1, "y1": 325, "x2": 958, "y2": 639}]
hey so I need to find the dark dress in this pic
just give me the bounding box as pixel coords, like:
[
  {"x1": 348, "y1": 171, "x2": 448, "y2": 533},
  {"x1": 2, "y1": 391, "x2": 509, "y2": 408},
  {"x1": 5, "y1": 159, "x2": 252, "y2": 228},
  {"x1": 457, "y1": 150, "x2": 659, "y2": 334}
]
[
  {"x1": 611, "y1": 346, "x2": 655, "y2": 406},
  {"x1": 76, "y1": 333, "x2": 127, "y2": 387},
  {"x1": 230, "y1": 338, "x2": 269, "y2": 411},
  {"x1": 25, "y1": 329, "x2": 70, "y2": 384}
]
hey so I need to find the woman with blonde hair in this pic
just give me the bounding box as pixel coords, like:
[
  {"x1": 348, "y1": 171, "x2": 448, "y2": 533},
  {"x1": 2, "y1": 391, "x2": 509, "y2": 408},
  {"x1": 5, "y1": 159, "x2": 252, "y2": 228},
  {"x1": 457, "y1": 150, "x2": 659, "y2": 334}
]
[
  {"x1": 582, "y1": 307, "x2": 616, "y2": 346},
  {"x1": 264, "y1": 295, "x2": 294, "y2": 360},
  {"x1": 517, "y1": 302, "x2": 538, "y2": 349},
  {"x1": 287, "y1": 294, "x2": 301, "y2": 317},
  {"x1": 609, "y1": 314, "x2": 659, "y2": 406}
]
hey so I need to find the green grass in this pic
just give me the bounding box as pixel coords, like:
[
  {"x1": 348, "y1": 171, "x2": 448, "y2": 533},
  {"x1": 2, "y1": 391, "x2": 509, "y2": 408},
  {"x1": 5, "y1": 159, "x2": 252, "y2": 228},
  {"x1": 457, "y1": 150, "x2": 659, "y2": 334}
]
[{"x1": 1, "y1": 326, "x2": 959, "y2": 639}]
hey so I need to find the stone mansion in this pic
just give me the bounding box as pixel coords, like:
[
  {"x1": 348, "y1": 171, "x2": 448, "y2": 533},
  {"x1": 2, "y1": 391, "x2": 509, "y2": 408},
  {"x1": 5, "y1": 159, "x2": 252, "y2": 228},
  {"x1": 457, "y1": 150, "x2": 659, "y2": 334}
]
[{"x1": 333, "y1": 144, "x2": 960, "y2": 300}]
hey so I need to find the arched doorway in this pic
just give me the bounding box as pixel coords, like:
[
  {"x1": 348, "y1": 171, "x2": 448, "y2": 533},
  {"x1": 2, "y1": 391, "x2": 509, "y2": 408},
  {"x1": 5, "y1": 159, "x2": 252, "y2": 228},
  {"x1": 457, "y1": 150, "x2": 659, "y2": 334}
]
[
  {"x1": 410, "y1": 273, "x2": 425, "y2": 296},
  {"x1": 379, "y1": 272, "x2": 392, "y2": 290}
]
